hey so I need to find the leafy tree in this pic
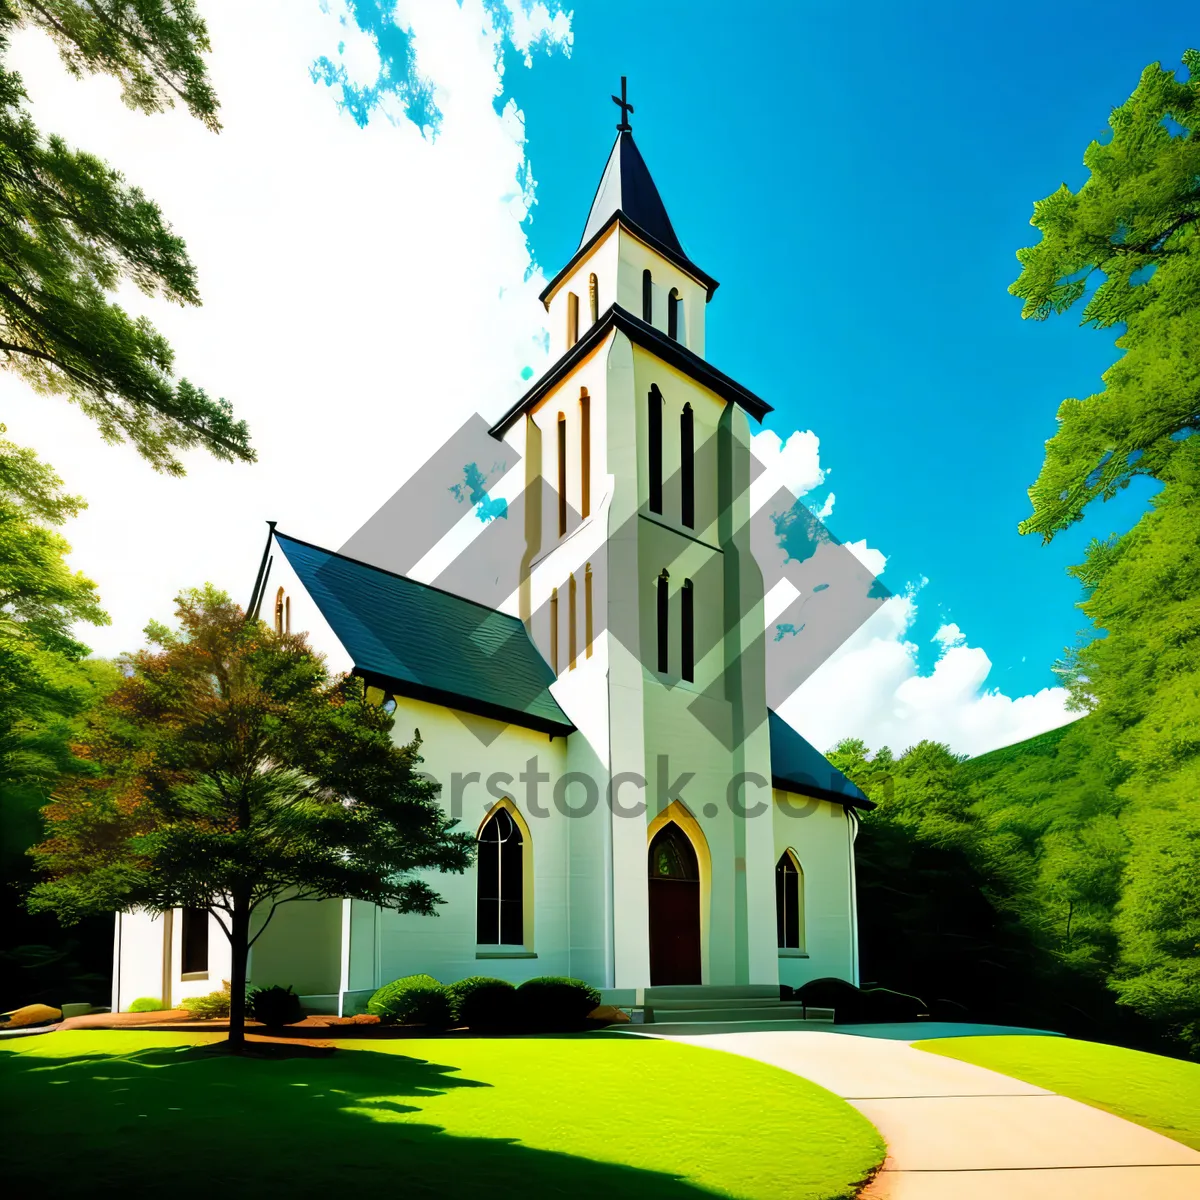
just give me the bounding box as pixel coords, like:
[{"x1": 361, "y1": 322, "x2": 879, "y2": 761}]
[
  {"x1": 1011, "y1": 49, "x2": 1200, "y2": 541},
  {"x1": 0, "y1": 2, "x2": 253, "y2": 472},
  {"x1": 28, "y1": 587, "x2": 474, "y2": 1048}
]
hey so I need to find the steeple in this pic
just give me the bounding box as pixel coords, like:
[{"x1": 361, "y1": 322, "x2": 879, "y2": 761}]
[{"x1": 539, "y1": 78, "x2": 718, "y2": 310}]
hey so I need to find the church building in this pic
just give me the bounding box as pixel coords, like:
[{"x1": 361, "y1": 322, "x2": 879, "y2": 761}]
[{"x1": 112, "y1": 88, "x2": 872, "y2": 1017}]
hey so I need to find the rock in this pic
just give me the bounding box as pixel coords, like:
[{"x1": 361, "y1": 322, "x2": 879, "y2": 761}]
[
  {"x1": 587, "y1": 1005, "x2": 631, "y2": 1024},
  {"x1": 60, "y1": 1003, "x2": 93, "y2": 1020},
  {"x1": 1, "y1": 1004, "x2": 62, "y2": 1028}
]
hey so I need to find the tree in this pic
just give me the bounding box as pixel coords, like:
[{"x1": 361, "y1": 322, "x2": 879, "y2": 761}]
[
  {"x1": 28, "y1": 587, "x2": 473, "y2": 1049},
  {"x1": 0, "y1": 2, "x2": 253, "y2": 472},
  {"x1": 1011, "y1": 49, "x2": 1200, "y2": 541}
]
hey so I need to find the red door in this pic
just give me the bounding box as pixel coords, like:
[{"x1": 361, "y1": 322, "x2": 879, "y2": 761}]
[{"x1": 648, "y1": 823, "x2": 702, "y2": 985}]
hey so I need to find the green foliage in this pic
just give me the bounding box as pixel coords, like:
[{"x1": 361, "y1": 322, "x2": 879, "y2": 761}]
[
  {"x1": 27, "y1": 588, "x2": 473, "y2": 1044},
  {"x1": 0, "y1": 3, "x2": 252, "y2": 472},
  {"x1": 1011, "y1": 50, "x2": 1200, "y2": 540},
  {"x1": 181, "y1": 983, "x2": 229, "y2": 1020},
  {"x1": 446, "y1": 975, "x2": 516, "y2": 1030},
  {"x1": 247, "y1": 984, "x2": 303, "y2": 1027},
  {"x1": 515, "y1": 977, "x2": 601, "y2": 1031},
  {"x1": 367, "y1": 974, "x2": 450, "y2": 1026},
  {"x1": 127, "y1": 996, "x2": 165, "y2": 1012}
]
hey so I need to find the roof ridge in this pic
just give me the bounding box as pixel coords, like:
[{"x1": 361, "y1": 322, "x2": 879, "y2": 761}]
[{"x1": 273, "y1": 529, "x2": 524, "y2": 626}]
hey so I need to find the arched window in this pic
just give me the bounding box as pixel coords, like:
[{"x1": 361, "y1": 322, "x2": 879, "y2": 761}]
[
  {"x1": 657, "y1": 568, "x2": 669, "y2": 674},
  {"x1": 568, "y1": 572, "x2": 578, "y2": 670},
  {"x1": 681, "y1": 578, "x2": 694, "y2": 682},
  {"x1": 274, "y1": 586, "x2": 286, "y2": 635},
  {"x1": 668, "y1": 287, "x2": 681, "y2": 340},
  {"x1": 680, "y1": 402, "x2": 694, "y2": 529},
  {"x1": 567, "y1": 291, "x2": 579, "y2": 347},
  {"x1": 580, "y1": 387, "x2": 591, "y2": 519},
  {"x1": 478, "y1": 807, "x2": 524, "y2": 946},
  {"x1": 550, "y1": 586, "x2": 559, "y2": 674},
  {"x1": 642, "y1": 268, "x2": 653, "y2": 323},
  {"x1": 585, "y1": 562, "x2": 594, "y2": 658},
  {"x1": 557, "y1": 412, "x2": 567, "y2": 536},
  {"x1": 776, "y1": 851, "x2": 805, "y2": 950},
  {"x1": 588, "y1": 272, "x2": 599, "y2": 324},
  {"x1": 648, "y1": 385, "x2": 663, "y2": 514}
]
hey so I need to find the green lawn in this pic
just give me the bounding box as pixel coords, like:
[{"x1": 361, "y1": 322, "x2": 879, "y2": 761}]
[
  {"x1": 0, "y1": 1031, "x2": 884, "y2": 1198},
  {"x1": 917, "y1": 1034, "x2": 1200, "y2": 1150}
]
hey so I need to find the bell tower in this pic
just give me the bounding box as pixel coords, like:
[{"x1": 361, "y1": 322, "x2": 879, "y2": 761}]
[{"x1": 488, "y1": 82, "x2": 777, "y2": 989}]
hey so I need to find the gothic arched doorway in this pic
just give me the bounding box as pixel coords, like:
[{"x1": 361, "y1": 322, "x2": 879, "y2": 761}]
[{"x1": 648, "y1": 822, "x2": 702, "y2": 985}]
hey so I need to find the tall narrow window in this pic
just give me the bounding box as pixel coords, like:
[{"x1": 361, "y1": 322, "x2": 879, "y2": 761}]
[
  {"x1": 642, "y1": 268, "x2": 653, "y2": 323},
  {"x1": 657, "y1": 569, "x2": 669, "y2": 674},
  {"x1": 580, "y1": 388, "x2": 591, "y2": 519},
  {"x1": 567, "y1": 291, "x2": 579, "y2": 347},
  {"x1": 550, "y1": 587, "x2": 559, "y2": 674},
  {"x1": 181, "y1": 907, "x2": 208, "y2": 975},
  {"x1": 588, "y1": 272, "x2": 599, "y2": 323},
  {"x1": 557, "y1": 412, "x2": 567, "y2": 536},
  {"x1": 668, "y1": 287, "x2": 681, "y2": 340},
  {"x1": 274, "y1": 586, "x2": 285, "y2": 635},
  {"x1": 478, "y1": 807, "x2": 524, "y2": 946},
  {"x1": 648, "y1": 385, "x2": 663, "y2": 514},
  {"x1": 681, "y1": 578, "x2": 694, "y2": 682},
  {"x1": 284, "y1": 594, "x2": 291, "y2": 634},
  {"x1": 568, "y1": 573, "x2": 578, "y2": 670},
  {"x1": 680, "y1": 402, "x2": 694, "y2": 529},
  {"x1": 585, "y1": 562, "x2": 594, "y2": 658},
  {"x1": 776, "y1": 851, "x2": 804, "y2": 950}
]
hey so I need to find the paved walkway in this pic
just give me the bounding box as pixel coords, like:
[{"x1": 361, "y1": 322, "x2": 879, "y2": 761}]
[{"x1": 665, "y1": 1030, "x2": 1200, "y2": 1199}]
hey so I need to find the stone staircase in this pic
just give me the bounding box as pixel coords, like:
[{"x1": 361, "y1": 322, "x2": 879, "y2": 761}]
[{"x1": 631, "y1": 984, "x2": 834, "y2": 1034}]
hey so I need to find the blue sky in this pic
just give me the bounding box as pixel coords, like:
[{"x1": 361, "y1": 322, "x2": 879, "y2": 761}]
[{"x1": 486, "y1": 0, "x2": 1191, "y2": 697}]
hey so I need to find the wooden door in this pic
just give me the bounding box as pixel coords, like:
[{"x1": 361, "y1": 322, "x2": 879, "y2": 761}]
[{"x1": 648, "y1": 823, "x2": 701, "y2": 985}]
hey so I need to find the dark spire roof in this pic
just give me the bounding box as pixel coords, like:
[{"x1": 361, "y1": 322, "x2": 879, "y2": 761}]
[
  {"x1": 540, "y1": 129, "x2": 718, "y2": 304},
  {"x1": 579, "y1": 130, "x2": 685, "y2": 258}
]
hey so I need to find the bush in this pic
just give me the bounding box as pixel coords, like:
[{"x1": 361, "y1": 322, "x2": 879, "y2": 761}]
[
  {"x1": 127, "y1": 997, "x2": 167, "y2": 1013},
  {"x1": 516, "y1": 976, "x2": 601, "y2": 1031},
  {"x1": 447, "y1": 976, "x2": 517, "y2": 1031},
  {"x1": 182, "y1": 980, "x2": 232, "y2": 1020},
  {"x1": 796, "y1": 977, "x2": 927, "y2": 1024},
  {"x1": 367, "y1": 974, "x2": 452, "y2": 1026},
  {"x1": 248, "y1": 984, "x2": 304, "y2": 1027}
]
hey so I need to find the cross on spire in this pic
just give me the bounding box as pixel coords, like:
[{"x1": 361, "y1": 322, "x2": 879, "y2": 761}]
[{"x1": 611, "y1": 76, "x2": 634, "y2": 132}]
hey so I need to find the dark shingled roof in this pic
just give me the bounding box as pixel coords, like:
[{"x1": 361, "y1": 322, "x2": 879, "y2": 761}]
[
  {"x1": 768, "y1": 710, "x2": 874, "y2": 810},
  {"x1": 274, "y1": 532, "x2": 573, "y2": 737}
]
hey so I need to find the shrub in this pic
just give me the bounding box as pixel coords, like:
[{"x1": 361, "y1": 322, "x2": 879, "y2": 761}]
[
  {"x1": 367, "y1": 974, "x2": 452, "y2": 1026},
  {"x1": 516, "y1": 976, "x2": 601, "y2": 1031},
  {"x1": 447, "y1": 976, "x2": 517, "y2": 1031},
  {"x1": 128, "y1": 997, "x2": 167, "y2": 1013},
  {"x1": 248, "y1": 984, "x2": 304, "y2": 1027},
  {"x1": 182, "y1": 980, "x2": 232, "y2": 1020}
]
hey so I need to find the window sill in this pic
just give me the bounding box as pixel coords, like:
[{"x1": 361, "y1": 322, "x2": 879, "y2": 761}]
[
  {"x1": 181, "y1": 971, "x2": 210, "y2": 981},
  {"x1": 475, "y1": 949, "x2": 537, "y2": 960},
  {"x1": 777, "y1": 949, "x2": 809, "y2": 959}
]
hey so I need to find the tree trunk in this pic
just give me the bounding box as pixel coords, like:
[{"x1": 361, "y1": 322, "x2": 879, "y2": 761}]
[{"x1": 227, "y1": 897, "x2": 251, "y2": 1050}]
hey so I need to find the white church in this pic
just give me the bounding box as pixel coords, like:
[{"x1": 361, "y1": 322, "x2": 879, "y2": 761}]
[{"x1": 112, "y1": 91, "x2": 872, "y2": 1020}]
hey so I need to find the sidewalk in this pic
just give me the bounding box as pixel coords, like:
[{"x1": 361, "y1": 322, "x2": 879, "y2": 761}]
[{"x1": 664, "y1": 1029, "x2": 1200, "y2": 1199}]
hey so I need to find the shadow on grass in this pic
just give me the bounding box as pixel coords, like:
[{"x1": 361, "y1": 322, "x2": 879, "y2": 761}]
[{"x1": 0, "y1": 1042, "x2": 725, "y2": 1198}]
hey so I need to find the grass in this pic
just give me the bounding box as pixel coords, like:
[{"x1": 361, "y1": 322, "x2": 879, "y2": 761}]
[
  {"x1": 0, "y1": 1030, "x2": 884, "y2": 1198},
  {"x1": 917, "y1": 1034, "x2": 1200, "y2": 1150}
]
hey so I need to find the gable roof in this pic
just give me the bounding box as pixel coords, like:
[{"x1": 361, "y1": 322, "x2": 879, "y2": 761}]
[
  {"x1": 768, "y1": 709, "x2": 874, "y2": 810},
  {"x1": 488, "y1": 303, "x2": 771, "y2": 438},
  {"x1": 539, "y1": 131, "x2": 719, "y2": 305},
  {"x1": 273, "y1": 532, "x2": 574, "y2": 737}
]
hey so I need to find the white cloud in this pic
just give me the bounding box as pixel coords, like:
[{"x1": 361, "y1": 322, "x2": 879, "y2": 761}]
[
  {"x1": 778, "y1": 585, "x2": 1077, "y2": 758},
  {"x1": 750, "y1": 426, "x2": 825, "y2": 513},
  {"x1": 0, "y1": 0, "x2": 570, "y2": 658}
]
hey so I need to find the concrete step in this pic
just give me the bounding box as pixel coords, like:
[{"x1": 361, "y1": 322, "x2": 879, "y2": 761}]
[
  {"x1": 643, "y1": 996, "x2": 784, "y2": 1012},
  {"x1": 644, "y1": 984, "x2": 780, "y2": 1003},
  {"x1": 646, "y1": 1002, "x2": 809, "y2": 1023},
  {"x1": 628, "y1": 1017, "x2": 835, "y2": 1036}
]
